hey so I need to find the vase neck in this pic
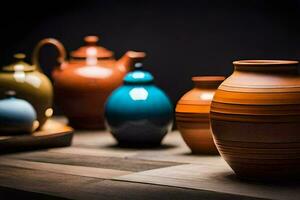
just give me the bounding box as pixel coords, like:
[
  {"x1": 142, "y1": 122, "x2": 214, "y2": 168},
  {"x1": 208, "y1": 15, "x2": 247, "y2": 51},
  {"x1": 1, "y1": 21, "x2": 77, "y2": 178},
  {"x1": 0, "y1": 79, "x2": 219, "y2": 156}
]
[
  {"x1": 233, "y1": 60, "x2": 299, "y2": 74},
  {"x1": 192, "y1": 76, "x2": 225, "y2": 89}
]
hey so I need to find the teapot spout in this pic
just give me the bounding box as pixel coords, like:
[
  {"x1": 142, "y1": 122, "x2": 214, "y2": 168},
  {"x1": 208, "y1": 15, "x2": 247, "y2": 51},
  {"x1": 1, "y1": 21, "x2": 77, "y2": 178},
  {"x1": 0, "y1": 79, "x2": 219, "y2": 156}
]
[{"x1": 117, "y1": 51, "x2": 146, "y2": 73}]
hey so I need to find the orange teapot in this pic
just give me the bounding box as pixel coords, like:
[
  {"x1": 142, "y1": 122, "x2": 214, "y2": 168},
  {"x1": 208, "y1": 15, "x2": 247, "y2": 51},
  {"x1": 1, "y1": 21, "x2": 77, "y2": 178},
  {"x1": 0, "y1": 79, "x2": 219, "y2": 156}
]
[{"x1": 33, "y1": 36, "x2": 137, "y2": 129}]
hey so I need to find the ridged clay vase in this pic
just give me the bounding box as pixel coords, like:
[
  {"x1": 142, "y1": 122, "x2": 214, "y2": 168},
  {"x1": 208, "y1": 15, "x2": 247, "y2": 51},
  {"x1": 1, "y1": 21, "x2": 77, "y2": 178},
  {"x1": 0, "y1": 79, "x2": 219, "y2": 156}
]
[
  {"x1": 176, "y1": 76, "x2": 225, "y2": 154},
  {"x1": 210, "y1": 60, "x2": 300, "y2": 180}
]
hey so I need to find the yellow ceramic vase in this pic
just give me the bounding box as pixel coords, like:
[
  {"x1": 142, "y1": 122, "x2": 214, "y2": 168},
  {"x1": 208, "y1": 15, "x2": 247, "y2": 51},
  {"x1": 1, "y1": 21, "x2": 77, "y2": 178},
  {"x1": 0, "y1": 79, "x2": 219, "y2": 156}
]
[{"x1": 0, "y1": 54, "x2": 53, "y2": 129}]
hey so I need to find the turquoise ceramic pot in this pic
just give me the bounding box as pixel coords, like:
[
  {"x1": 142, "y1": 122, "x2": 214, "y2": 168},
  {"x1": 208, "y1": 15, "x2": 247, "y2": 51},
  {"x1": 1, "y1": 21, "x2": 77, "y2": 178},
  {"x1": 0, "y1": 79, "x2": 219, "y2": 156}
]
[
  {"x1": 0, "y1": 91, "x2": 37, "y2": 134},
  {"x1": 105, "y1": 53, "x2": 173, "y2": 147}
]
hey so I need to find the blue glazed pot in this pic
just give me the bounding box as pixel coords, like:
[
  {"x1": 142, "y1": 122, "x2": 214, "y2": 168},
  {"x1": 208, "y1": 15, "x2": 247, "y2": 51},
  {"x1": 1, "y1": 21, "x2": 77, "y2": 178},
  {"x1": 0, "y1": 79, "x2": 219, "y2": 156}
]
[
  {"x1": 105, "y1": 52, "x2": 173, "y2": 147},
  {"x1": 0, "y1": 91, "x2": 37, "y2": 134}
]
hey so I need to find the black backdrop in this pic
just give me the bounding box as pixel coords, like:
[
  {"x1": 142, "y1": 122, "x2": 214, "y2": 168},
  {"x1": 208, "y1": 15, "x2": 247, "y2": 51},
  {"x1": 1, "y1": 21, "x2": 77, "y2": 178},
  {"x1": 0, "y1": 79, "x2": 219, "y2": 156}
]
[{"x1": 1, "y1": 0, "x2": 300, "y2": 108}]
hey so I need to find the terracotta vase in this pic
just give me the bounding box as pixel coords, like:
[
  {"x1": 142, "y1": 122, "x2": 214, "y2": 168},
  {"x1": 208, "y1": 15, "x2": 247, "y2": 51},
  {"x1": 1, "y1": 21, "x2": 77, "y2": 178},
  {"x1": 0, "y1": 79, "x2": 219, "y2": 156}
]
[
  {"x1": 33, "y1": 36, "x2": 137, "y2": 129},
  {"x1": 0, "y1": 54, "x2": 53, "y2": 129},
  {"x1": 210, "y1": 60, "x2": 300, "y2": 180},
  {"x1": 176, "y1": 76, "x2": 225, "y2": 154}
]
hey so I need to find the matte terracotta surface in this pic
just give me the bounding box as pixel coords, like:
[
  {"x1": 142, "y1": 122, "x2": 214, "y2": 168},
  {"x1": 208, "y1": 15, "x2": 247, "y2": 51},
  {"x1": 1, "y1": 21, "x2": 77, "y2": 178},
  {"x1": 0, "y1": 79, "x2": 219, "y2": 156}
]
[
  {"x1": 176, "y1": 76, "x2": 225, "y2": 154},
  {"x1": 33, "y1": 36, "x2": 136, "y2": 129},
  {"x1": 210, "y1": 60, "x2": 300, "y2": 180}
]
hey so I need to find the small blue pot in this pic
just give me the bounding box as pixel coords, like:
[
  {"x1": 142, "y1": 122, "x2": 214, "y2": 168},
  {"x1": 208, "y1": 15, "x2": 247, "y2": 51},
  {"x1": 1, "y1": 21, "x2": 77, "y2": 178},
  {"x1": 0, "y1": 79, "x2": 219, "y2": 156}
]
[
  {"x1": 105, "y1": 53, "x2": 173, "y2": 147},
  {"x1": 0, "y1": 91, "x2": 37, "y2": 134}
]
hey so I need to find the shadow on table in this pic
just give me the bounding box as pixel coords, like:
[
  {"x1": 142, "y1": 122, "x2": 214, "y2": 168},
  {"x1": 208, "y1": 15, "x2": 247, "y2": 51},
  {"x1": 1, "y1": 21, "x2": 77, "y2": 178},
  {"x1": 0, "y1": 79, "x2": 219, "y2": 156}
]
[
  {"x1": 103, "y1": 143, "x2": 177, "y2": 150},
  {"x1": 180, "y1": 152, "x2": 220, "y2": 157},
  {"x1": 220, "y1": 172, "x2": 300, "y2": 187}
]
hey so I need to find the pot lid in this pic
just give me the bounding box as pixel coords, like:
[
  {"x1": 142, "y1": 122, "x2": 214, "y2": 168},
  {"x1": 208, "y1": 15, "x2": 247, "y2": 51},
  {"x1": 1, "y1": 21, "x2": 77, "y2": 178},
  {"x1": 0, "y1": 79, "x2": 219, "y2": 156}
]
[
  {"x1": 124, "y1": 70, "x2": 154, "y2": 84},
  {"x1": 70, "y1": 36, "x2": 114, "y2": 59},
  {"x1": 4, "y1": 90, "x2": 16, "y2": 98},
  {"x1": 123, "y1": 52, "x2": 153, "y2": 84},
  {"x1": 1, "y1": 54, "x2": 35, "y2": 72}
]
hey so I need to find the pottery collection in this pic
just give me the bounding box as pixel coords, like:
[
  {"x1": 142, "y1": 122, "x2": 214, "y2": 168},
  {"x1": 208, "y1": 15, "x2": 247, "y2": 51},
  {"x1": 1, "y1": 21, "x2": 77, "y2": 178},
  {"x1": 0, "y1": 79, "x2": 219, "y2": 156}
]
[
  {"x1": 0, "y1": 53, "x2": 53, "y2": 129},
  {"x1": 0, "y1": 91, "x2": 37, "y2": 134},
  {"x1": 176, "y1": 76, "x2": 225, "y2": 154},
  {"x1": 2, "y1": 34, "x2": 300, "y2": 181},
  {"x1": 105, "y1": 51, "x2": 173, "y2": 146},
  {"x1": 210, "y1": 60, "x2": 300, "y2": 180},
  {"x1": 33, "y1": 36, "x2": 137, "y2": 129}
]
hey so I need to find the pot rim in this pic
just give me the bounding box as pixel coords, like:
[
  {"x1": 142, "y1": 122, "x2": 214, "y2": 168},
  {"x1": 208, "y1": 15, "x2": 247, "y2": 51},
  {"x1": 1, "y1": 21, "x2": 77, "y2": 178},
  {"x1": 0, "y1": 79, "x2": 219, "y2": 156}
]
[
  {"x1": 233, "y1": 60, "x2": 299, "y2": 66},
  {"x1": 192, "y1": 76, "x2": 225, "y2": 83}
]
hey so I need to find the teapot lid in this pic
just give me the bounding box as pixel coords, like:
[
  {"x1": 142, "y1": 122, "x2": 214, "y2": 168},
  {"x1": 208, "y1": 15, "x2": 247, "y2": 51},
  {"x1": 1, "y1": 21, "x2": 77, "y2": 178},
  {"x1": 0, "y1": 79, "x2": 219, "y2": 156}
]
[
  {"x1": 1, "y1": 54, "x2": 35, "y2": 72},
  {"x1": 123, "y1": 52, "x2": 154, "y2": 84},
  {"x1": 70, "y1": 36, "x2": 114, "y2": 59}
]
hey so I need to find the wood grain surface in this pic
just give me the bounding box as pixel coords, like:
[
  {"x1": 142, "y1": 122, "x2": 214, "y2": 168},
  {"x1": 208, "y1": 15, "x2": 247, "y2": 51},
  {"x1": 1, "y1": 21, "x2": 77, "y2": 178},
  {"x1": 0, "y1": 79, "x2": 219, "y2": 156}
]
[
  {"x1": 0, "y1": 119, "x2": 73, "y2": 153},
  {"x1": 0, "y1": 117, "x2": 298, "y2": 200}
]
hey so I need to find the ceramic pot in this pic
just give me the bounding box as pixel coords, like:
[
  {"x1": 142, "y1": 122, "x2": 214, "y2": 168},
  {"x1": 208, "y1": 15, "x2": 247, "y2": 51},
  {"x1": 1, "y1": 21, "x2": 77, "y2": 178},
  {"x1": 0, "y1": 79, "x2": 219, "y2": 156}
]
[
  {"x1": 105, "y1": 52, "x2": 173, "y2": 147},
  {"x1": 33, "y1": 36, "x2": 138, "y2": 129},
  {"x1": 210, "y1": 60, "x2": 300, "y2": 180},
  {"x1": 0, "y1": 54, "x2": 53, "y2": 129},
  {"x1": 176, "y1": 76, "x2": 225, "y2": 154},
  {"x1": 0, "y1": 91, "x2": 37, "y2": 134}
]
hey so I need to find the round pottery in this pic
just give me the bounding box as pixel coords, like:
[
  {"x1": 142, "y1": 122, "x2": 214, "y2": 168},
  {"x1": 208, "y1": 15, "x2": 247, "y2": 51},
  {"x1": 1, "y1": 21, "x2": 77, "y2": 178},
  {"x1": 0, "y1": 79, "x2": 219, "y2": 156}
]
[
  {"x1": 0, "y1": 91, "x2": 37, "y2": 134},
  {"x1": 210, "y1": 60, "x2": 300, "y2": 180},
  {"x1": 0, "y1": 54, "x2": 53, "y2": 129},
  {"x1": 105, "y1": 52, "x2": 173, "y2": 147},
  {"x1": 33, "y1": 36, "x2": 138, "y2": 129},
  {"x1": 176, "y1": 76, "x2": 225, "y2": 154}
]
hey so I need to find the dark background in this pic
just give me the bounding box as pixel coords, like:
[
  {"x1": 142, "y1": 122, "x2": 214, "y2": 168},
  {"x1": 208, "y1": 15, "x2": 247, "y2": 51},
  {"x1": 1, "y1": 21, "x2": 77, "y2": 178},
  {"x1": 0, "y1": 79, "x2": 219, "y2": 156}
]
[{"x1": 1, "y1": 0, "x2": 300, "y2": 107}]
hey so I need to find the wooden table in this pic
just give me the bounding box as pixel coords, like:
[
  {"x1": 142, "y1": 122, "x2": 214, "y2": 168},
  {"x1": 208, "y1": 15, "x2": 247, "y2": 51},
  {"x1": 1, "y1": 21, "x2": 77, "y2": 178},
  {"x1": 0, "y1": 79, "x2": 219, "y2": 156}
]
[{"x1": 0, "y1": 122, "x2": 299, "y2": 200}]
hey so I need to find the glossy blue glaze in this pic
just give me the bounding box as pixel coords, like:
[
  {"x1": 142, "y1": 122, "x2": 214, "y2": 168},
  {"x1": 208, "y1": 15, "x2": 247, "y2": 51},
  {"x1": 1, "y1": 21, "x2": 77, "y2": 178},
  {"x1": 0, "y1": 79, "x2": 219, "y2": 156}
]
[
  {"x1": 0, "y1": 92, "x2": 37, "y2": 134},
  {"x1": 105, "y1": 68, "x2": 173, "y2": 146},
  {"x1": 124, "y1": 70, "x2": 154, "y2": 84}
]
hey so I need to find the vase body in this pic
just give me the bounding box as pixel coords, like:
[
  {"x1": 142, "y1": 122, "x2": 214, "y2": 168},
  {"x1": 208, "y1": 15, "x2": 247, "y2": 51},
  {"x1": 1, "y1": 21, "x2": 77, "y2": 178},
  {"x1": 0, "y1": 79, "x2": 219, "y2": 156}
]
[
  {"x1": 0, "y1": 54, "x2": 53, "y2": 129},
  {"x1": 0, "y1": 91, "x2": 37, "y2": 134},
  {"x1": 176, "y1": 76, "x2": 225, "y2": 154},
  {"x1": 210, "y1": 60, "x2": 300, "y2": 180},
  {"x1": 34, "y1": 36, "x2": 135, "y2": 129},
  {"x1": 105, "y1": 61, "x2": 173, "y2": 147}
]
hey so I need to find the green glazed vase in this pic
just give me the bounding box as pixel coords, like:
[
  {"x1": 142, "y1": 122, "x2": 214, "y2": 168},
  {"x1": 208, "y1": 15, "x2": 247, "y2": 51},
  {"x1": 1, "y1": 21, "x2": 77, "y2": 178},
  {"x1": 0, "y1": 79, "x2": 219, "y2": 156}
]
[{"x1": 0, "y1": 54, "x2": 53, "y2": 129}]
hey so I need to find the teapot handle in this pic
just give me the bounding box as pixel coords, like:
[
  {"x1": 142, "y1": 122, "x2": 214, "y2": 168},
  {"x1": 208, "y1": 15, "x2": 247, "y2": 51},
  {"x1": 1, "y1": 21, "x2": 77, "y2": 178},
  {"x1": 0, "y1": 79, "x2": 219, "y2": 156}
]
[{"x1": 32, "y1": 38, "x2": 67, "y2": 72}]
